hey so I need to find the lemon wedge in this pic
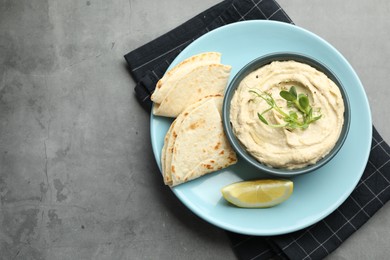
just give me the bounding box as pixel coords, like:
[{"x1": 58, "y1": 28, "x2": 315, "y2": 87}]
[{"x1": 221, "y1": 179, "x2": 293, "y2": 208}]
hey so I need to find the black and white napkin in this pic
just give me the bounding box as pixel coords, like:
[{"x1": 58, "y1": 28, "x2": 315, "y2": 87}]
[{"x1": 124, "y1": 1, "x2": 390, "y2": 259}]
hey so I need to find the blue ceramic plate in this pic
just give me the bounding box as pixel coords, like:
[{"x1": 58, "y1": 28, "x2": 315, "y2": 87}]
[{"x1": 150, "y1": 21, "x2": 372, "y2": 235}]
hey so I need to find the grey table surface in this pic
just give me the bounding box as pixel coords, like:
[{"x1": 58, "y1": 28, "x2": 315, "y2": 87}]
[{"x1": 0, "y1": 0, "x2": 389, "y2": 259}]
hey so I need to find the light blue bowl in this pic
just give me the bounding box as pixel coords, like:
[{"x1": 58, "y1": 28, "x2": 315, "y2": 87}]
[{"x1": 222, "y1": 52, "x2": 351, "y2": 177}]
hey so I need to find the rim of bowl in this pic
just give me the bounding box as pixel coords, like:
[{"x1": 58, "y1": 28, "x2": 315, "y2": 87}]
[{"x1": 222, "y1": 52, "x2": 351, "y2": 177}]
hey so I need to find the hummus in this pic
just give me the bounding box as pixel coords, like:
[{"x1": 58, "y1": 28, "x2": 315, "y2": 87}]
[{"x1": 230, "y1": 60, "x2": 345, "y2": 169}]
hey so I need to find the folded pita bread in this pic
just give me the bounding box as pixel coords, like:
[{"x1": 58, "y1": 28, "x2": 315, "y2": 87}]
[
  {"x1": 151, "y1": 52, "x2": 231, "y2": 118},
  {"x1": 162, "y1": 97, "x2": 211, "y2": 185},
  {"x1": 152, "y1": 52, "x2": 221, "y2": 104},
  {"x1": 162, "y1": 95, "x2": 237, "y2": 186}
]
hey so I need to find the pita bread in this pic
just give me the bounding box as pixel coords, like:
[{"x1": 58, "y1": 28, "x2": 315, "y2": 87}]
[
  {"x1": 151, "y1": 53, "x2": 231, "y2": 118},
  {"x1": 161, "y1": 95, "x2": 237, "y2": 186},
  {"x1": 162, "y1": 97, "x2": 211, "y2": 185},
  {"x1": 151, "y1": 52, "x2": 221, "y2": 104},
  {"x1": 161, "y1": 119, "x2": 180, "y2": 185}
]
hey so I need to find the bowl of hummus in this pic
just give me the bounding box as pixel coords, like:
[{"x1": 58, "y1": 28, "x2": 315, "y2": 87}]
[{"x1": 223, "y1": 52, "x2": 351, "y2": 176}]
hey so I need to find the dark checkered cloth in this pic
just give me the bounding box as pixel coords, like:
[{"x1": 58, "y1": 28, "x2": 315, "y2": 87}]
[{"x1": 124, "y1": 0, "x2": 390, "y2": 259}]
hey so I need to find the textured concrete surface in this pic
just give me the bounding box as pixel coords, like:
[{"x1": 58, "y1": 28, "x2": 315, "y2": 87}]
[{"x1": 0, "y1": 0, "x2": 389, "y2": 259}]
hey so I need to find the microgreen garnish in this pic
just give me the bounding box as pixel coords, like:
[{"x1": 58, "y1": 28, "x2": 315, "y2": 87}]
[{"x1": 249, "y1": 86, "x2": 322, "y2": 130}]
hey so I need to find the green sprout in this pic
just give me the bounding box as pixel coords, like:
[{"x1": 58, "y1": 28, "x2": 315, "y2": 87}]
[{"x1": 249, "y1": 86, "x2": 322, "y2": 130}]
